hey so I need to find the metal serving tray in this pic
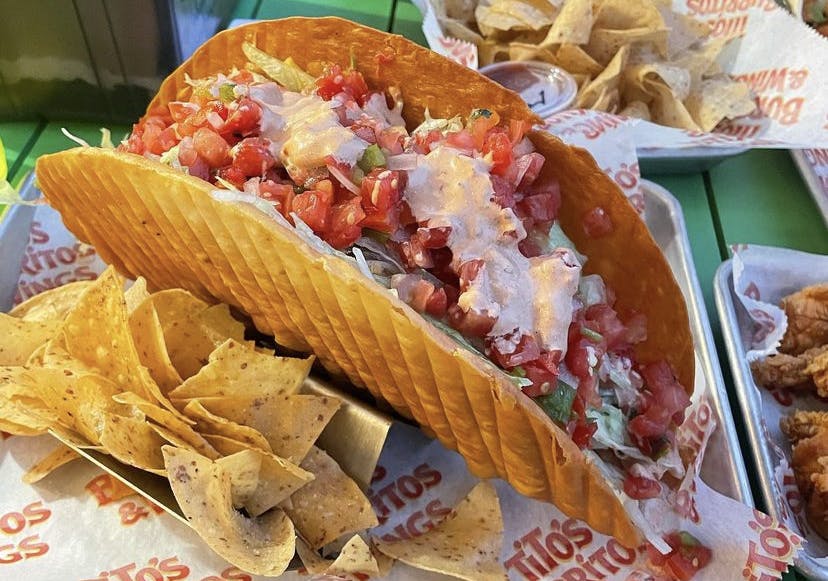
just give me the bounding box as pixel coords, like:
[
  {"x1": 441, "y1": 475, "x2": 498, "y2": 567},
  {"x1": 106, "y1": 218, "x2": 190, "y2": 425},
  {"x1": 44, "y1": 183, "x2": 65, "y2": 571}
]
[
  {"x1": 791, "y1": 149, "x2": 828, "y2": 227},
  {"x1": 715, "y1": 257, "x2": 826, "y2": 579},
  {"x1": 641, "y1": 180, "x2": 752, "y2": 502}
]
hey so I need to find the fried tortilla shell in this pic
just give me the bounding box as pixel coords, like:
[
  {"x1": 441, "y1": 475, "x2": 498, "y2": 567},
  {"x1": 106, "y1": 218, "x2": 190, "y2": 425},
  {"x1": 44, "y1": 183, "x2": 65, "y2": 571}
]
[{"x1": 35, "y1": 17, "x2": 693, "y2": 546}]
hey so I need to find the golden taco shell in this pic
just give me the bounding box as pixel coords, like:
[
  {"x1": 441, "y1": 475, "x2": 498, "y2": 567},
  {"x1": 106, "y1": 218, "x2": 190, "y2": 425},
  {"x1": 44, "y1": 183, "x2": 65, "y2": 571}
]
[{"x1": 35, "y1": 17, "x2": 693, "y2": 545}]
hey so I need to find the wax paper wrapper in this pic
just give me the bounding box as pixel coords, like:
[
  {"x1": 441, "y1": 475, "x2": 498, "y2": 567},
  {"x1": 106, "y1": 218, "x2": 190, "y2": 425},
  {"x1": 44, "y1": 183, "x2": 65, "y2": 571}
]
[
  {"x1": 414, "y1": 0, "x2": 828, "y2": 150},
  {"x1": 731, "y1": 245, "x2": 828, "y2": 566},
  {"x1": 0, "y1": 200, "x2": 802, "y2": 579}
]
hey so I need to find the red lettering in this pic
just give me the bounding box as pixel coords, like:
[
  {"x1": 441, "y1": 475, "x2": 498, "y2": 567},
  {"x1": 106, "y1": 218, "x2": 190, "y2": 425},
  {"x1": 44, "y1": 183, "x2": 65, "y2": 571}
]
[
  {"x1": 22, "y1": 501, "x2": 51, "y2": 527},
  {"x1": 405, "y1": 510, "x2": 433, "y2": 536},
  {"x1": 108, "y1": 563, "x2": 138, "y2": 581},
  {"x1": 370, "y1": 465, "x2": 386, "y2": 484},
  {"x1": 504, "y1": 548, "x2": 540, "y2": 581},
  {"x1": 744, "y1": 539, "x2": 789, "y2": 574},
  {"x1": 562, "y1": 518, "x2": 593, "y2": 549},
  {"x1": 158, "y1": 557, "x2": 190, "y2": 580},
  {"x1": 119, "y1": 501, "x2": 150, "y2": 526},
  {"x1": 425, "y1": 499, "x2": 451, "y2": 521},
  {"x1": 606, "y1": 539, "x2": 636, "y2": 565},
  {"x1": 0, "y1": 544, "x2": 21, "y2": 565},
  {"x1": 85, "y1": 474, "x2": 135, "y2": 506},
  {"x1": 18, "y1": 535, "x2": 48, "y2": 559},
  {"x1": 29, "y1": 222, "x2": 49, "y2": 245},
  {"x1": 561, "y1": 567, "x2": 589, "y2": 581},
  {"x1": 413, "y1": 463, "x2": 441, "y2": 488},
  {"x1": 522, "y1": 527, "x2": 557, "y2": 569},
  {"x1": 0, "y1": 513, "x2": 26, "y2": 536},
  {"x1": 397, "y1": 475, "x2": 424, "y2": 499},
  {"x1": 220, "y1": 567, "x2": 252, "y2": 580}
]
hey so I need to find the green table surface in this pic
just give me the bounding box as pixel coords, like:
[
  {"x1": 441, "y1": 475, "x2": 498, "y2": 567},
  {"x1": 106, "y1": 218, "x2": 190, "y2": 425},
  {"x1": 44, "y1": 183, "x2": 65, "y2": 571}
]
[{"x1": 2, "y1": 3, "x2": 828, "y2": 580}]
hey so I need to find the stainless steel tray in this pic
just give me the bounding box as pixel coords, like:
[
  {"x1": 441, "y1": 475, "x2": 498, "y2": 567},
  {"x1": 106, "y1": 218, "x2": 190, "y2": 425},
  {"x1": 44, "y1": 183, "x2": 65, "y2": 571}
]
[
  {"x1": 791, "y1": 149, "x2": 828, "y2": 227},
  {"x1": 715, "y1": 257, "x2": 826, "y2": 580},
  {"x1": 0, "y1": 175, "x2": 753, "y2": 507},
  {"x1": 642, "y1": 180, "x2": 752, "y2": 503}
]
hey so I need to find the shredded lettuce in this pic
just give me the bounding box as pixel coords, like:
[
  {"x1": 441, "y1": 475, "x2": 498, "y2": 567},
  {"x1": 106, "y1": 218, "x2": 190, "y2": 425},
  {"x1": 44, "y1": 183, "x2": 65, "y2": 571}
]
[
  {"x1": 100, "y1": 128, "x2": 115, "y2": 149},
  {"x1": 242, "y1": 42, "x2": 314, "y2": 93},
  {"x1": 0, "y1": 179, "x2": 40, "y2": 206},
  {"x1": 159, "y1": 145, "x2": 181, "y2": 168},
  {"x1": 578, "y1": 274, "x2": 606, "y2": 307},
  {"x1": 587, "y1": 406, "x2": 627, "y2": 448},
  {"x1": 536, "y1": 381, "x2": 577, "y2": 424}
]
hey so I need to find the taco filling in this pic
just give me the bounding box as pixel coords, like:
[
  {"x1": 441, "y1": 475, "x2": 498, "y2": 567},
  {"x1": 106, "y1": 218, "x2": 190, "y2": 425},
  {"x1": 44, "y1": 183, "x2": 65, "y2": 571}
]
[{"x1": 118, "y1": 44, "x2": 690, "y2": 502}]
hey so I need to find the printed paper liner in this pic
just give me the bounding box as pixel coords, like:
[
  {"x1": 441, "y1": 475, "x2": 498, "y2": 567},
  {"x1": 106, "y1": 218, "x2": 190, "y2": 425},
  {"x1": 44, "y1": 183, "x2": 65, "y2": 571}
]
[{"x1": 35, "y1": 18, "x2": 695, "y2": 546}]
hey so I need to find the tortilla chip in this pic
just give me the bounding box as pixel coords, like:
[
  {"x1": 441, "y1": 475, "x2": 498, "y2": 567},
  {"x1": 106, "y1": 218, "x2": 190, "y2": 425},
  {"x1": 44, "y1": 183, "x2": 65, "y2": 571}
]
[
  {"x1": 671, "y1": 38, "x2": 727, "y2": 85},
  {"x1": 197, "y1": 394, "x2": 340, "y2": 463},
  {"x1": 285, "y1": 446, "x2": 377, "y2": 549},
  {"x1": 163, "y1": 446, "x2": 295, "y2": 576},
  {"x1": 648, "y1": 81, "x2": 702, "y2": 130},
  {"x1": 593, "y1": 0, "x2": 665, "y2": 33},
  {"x1": 374, "y1": 481, "x2": 505, "y2": 581},
  {"x1": 0, "y1": 390, "x2": 54, "y2": 435},
  {"x1": 586, "y1": 27, "x2": 668, "y2": 65},
  {"x1": 182, "y1": 400, "x2": 272, "y2": 453},
  {"x1": 60, "y1": 268, "x2": 159, "y2": 404},
  {"x1": 201, "y1": 433, "x2": 250, "y2": 456},
  {"x1": 150, "y1": 288, "x2": 210, "y2": 325},
  {"x1": 658, "y1": 5, "x2": 711, "y2": 58},
  {"x1": 575, "y1": 44, "x2": 629, "y2": 110},
  {"x1": 112, "y1": 392, "x2": 219, "y2": 459},
  {"x1": 619, "y1": 100, "x2": 651, "y2": 120},
  {"x1": 295, "y1": 538, "x2": 332, "y2": 574},
  {"x1": 124, "y1": 277, "x2": 150, "y2": 314},
  {"x1": 128, "y1": 298, "x2": 184, "y2": 393},
  {"x1": 168, "y1": 339, "x2": 312, "y2": 401},
  {"x1": 100, "y1": 412, "x2": 167, "y2": 474},
  {"x1": 540, "y1": 0, "x2": 593, "y2": 45},
  {"x1": 555, "y1": 44, "x2": 603, "y2": 76},
  {"x1": 0, "y1": 314, "x2": 59, "y2": 366},
  {"x1": 327, "y1": 534, "x2": 380, "y2": 577},
  {"x1": 217, "y1": 448, "x2": 313, "y2": 516},
  {"x1": 685, "y1": 76, "x2": 756, "y2": 132},
  {"x1": 23, "y1": 444, "x2": 79, "y2": 484},
  {"x1": 475, "y1": 0, "x2": 558, "y2": 37},
  {"x1": 9, "y1": 280, "x2": 93, "y2": 321}
]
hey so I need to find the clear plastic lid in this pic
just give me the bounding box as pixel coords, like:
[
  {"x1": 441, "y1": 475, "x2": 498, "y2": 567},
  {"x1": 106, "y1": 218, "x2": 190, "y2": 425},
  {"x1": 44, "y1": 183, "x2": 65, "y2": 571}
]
[{"x1": 479, "y1": 61, "x2": 577, "y2": 118}]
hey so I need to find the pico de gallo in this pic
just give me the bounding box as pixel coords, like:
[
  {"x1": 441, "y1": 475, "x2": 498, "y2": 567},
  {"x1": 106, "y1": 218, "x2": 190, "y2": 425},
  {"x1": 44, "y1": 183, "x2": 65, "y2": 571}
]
[{"x1": 118, "y1": 44, "x2": 694, "y2": 513}]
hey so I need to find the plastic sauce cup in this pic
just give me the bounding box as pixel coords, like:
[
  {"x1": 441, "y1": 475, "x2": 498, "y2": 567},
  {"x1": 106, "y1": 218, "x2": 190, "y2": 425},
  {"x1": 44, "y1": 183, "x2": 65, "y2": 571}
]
[{"x1": 479, "y1": 61, "x2": 577, "y2": 118}]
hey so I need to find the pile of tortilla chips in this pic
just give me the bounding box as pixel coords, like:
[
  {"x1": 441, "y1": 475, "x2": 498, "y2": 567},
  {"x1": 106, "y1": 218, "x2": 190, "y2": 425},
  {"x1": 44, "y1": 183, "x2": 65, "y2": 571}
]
[
  {"x1": 432, "y1": 0, "x2": 757, "y2": 131},
  {"x1": 0, "y1": 267, "x2": 508, "y2": 579}
]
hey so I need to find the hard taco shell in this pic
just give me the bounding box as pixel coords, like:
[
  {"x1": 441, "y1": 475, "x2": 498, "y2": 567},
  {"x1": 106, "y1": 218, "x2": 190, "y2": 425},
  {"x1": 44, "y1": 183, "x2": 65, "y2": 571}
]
[{"x1": 35, "y1": 17, "x2": 693, "y2": 546}]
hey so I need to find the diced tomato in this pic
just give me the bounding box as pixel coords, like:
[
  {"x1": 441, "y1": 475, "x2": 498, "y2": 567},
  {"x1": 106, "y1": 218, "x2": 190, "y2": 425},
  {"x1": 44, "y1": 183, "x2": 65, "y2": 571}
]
[
  {"x1": 521, "y1": 350, "x2": 561, "y2": 396},
  {"x1": 360, "y1": 168, "x2": 402, "y2": 233},
  {"x1": 509, "y1": 119, "x2": 531, "y2": 144},
  {"x1": 490, "y1": 175, "x2": 517, "y2": 210},
  {"x1": 119, "y1": 124, "x2": 145, "y2": 154},
  {"x1": 585, "y1": 304, "x2": 626, "y2": 350},
  {"x1": 376, "y1": 127, "x2": 406, "y2": 155},
  {"x1": 425, "y1": 287, "x2": 448, "y2": 317},
  {"x1": 583, "y1": 206, "x2": 614, "y2": 238},
  {"x1": 222, "y1": 98, "x2": 261, "y2": 137},
  {"x1": 415, "y1": 226, "x2": 451, "y2": 249},
  {"x1": 412, "y1": 129, "x2": 443, "y2": 154},
  {"x1": 217, "y1": 165, "x2": 247, "y2": 187},
  {"x1": 457, "y1": 259, "x2": 484, "y2": 292},
  {"x1": 230, "y1": 70, "x2": 254, "y2": 84},
  {"x1": 324, "y1": 197, "x2": 366, "y2": 249},
  {"x1": 444, "y1": 129, "x2": 476, "y2": 153},
  {"x1": 446, "y1": 304, "x2": 495, "y2": 338},
  {"x1": 623, "y1": 474, "x2": 662, "y2": 499},
  {"x1": 316, "y1": 64, "x2": 370, "y2": 106},
  {"x1": 233, "y1": 137, "x2": 276, "y2": 176},
  {"x1": 514, "y1": 152, "x2": 545, "y2": 189},
  {"x1": 516, "y1": 192, "x2": 560, "y2": 224},
  {"x1": 168, "y1": 101, "x2": 200, "y2": 123},
  {"x1": 468, "y1": 110, "x2": 500, "y2": 149},
  {"x1": 257, "y1": 180, "x2": 295, "y2": 216},
  {"x1": 193, "y1": 127, "x2": 230, "y2": 167},
  {"x1": 565, "y1": 320, "x2": 605, "y2": 409},
  {"x1": 292, "y1": 190, "x2": 332, "y2": 233},
  {"x1": 650, "y1": 533, "x2": 713, "y2": 581},
  {"x1": 398, "y1": 236, "x2": 434, "y2": 269},
  {"x1": 487, "y1": 334, "x2": 541, "y2": 369},
  {"x1": 349, "y1": 118, "x2": 378, "y2": 143},
  {"x1": 567, "y1": 418, "x2": 598, "y2": 449},
  {"x1": 628, "y1": 361, "x2": 690, "y2": 451},
  {"x1": 518, "y1": 237, "x2": 543, "y2": 258},
  {"x1": 483, "y1": 130, "x2": 513, "y2": 176}
]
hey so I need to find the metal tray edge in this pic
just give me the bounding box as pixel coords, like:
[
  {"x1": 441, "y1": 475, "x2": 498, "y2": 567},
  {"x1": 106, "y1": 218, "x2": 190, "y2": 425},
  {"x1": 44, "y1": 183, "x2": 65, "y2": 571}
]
[
  {"x1": 713, "y1": 259, "x2": 826, "y2": 579},
  {"x1": 642, "y1": 180, "x2": 752, "y2": 505},
  {"x1": 790, "y1": 149, "x2": 828, "y2": 228}
]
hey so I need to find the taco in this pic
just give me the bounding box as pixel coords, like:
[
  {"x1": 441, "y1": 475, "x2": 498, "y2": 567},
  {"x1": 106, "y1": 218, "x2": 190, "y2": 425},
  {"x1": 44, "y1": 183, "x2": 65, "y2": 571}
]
[{"x1": 35, "y1": 17, "x2": 694, "y2": 548}]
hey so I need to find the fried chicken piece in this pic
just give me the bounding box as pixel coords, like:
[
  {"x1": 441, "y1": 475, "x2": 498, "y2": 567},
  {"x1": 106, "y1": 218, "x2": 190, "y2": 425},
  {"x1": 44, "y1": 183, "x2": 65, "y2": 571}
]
[
  {"x1": 751, "y1": 344, "x2": 828, "y2": 391},
  {"x1": 806, "y1": 348, "x2": 828, "y2": 396},
  {"x1": 779, "y1": 283, "x2": 828, "y2": 355},
  {"x1": 791, "y1": 430, "x2": 828, "y2": 538},
  {"x1": 781, "y1": 410, "x2": 828, "y2": 443}
]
